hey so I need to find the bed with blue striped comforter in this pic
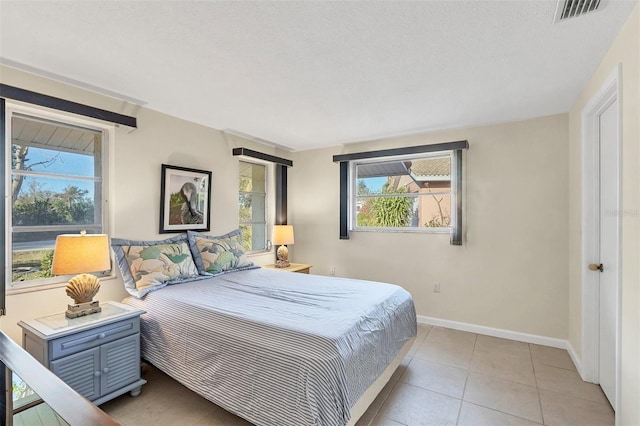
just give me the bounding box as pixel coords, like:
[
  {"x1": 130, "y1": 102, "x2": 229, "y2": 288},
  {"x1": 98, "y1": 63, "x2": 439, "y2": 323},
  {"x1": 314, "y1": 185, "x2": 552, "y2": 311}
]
[{"x1": 122, "y1": 268, "x2": 417, "y2": 426}]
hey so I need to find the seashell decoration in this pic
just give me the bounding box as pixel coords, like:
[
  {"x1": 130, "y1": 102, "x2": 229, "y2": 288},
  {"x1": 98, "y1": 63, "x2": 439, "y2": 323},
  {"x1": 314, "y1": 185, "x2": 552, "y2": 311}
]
[{"x1": 66, "y1": 273, "x2": 101, "y2": 304}]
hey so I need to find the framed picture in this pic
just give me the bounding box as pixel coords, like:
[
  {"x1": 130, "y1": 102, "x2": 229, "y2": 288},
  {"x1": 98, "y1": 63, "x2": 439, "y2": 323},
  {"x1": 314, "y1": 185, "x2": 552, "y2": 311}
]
[{"x1": 160, "y1": 164, "x2": 212, "y2": 233}]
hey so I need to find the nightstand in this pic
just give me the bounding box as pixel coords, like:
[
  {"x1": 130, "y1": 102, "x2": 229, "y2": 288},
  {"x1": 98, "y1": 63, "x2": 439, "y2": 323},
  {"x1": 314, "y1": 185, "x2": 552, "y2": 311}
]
[
  {"x1": 18, "y1": 301, "x2": 147, "y2": 405},
  {"x1": 263, "y1": 263, "x2": 312, "y2": 274}
]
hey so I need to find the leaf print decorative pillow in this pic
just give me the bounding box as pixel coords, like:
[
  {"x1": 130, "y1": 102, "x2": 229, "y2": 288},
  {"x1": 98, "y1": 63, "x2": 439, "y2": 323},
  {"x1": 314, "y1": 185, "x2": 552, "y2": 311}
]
[
  {"x1": 111, "y1": 234, "x2": 208, "y2": 298},
  {"x1": 187, "y1": 229, "x2": 258, "y2": 276},
  {"x1": 122, "y1": 242, "x2": 199, "y2": 291}
]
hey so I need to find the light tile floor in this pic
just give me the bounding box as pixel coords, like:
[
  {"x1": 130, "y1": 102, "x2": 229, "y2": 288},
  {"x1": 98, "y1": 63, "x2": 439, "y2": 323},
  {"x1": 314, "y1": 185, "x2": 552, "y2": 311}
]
[{"x1": 101, "y1": 325, "x2": 614, "y2": 426}]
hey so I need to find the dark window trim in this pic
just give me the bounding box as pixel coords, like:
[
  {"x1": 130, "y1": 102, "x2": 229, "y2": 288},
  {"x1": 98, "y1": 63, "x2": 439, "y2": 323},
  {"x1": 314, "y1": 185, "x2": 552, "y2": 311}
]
[
  {"x1": 0, "y1": 98, "x2": 5, "y2": 315},
  {"x1": 275, "y1": 165, "x2": 288, "y2": 225},
  {"x1": 333, "y1": 140, "x2": 468, "y2": 163},
  {"x1": 0, "y1": 84, "x2": 137, "y2": 128},
  {"x1": 232, "y1": 147, "x2": 293, "y2": 168},
  {"x1": 451, "y1": 149, "x2": 463, "y2": 245},
  {"x1": 338, "y1": 141, "x2": 468, "y2": 243},
  {"x1": 339, "y1": 161, "x2": 349, "y2": 239}
]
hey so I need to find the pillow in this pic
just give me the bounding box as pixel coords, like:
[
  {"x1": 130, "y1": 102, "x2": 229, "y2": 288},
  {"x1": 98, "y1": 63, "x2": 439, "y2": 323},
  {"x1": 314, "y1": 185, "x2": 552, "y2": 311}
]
[
  {"x1": 187, "y1": 229, "x2": 258, "y2": 276},
  {"x1": 112, "y1": 234, "x2": 207, "y2": 298}
]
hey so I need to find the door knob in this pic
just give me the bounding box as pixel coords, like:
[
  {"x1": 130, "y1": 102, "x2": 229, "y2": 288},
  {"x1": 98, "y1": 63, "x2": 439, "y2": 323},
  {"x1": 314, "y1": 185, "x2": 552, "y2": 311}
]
[{"x1": 588, "y1": 263, "x2": 604, "y2": 272}]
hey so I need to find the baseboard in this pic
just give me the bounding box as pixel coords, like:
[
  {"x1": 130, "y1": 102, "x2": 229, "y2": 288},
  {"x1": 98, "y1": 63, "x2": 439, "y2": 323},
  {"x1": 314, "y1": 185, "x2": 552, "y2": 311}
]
[
  {"x1": 565, "y1": 340, "x2": 584, "y2": 379},
  {"x1": 416, "y1": 315, "x2": 568, "y2": 349}
]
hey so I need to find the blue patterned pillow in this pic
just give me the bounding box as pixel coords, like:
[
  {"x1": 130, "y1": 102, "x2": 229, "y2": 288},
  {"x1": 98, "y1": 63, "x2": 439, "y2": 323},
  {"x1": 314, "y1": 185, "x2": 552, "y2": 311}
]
[
  {"x1": 187, "y1": 229, "x2": 258, "y2": 276},
  {"x1": 112, "y1": 234, "x2": 209, "y2": 298}
]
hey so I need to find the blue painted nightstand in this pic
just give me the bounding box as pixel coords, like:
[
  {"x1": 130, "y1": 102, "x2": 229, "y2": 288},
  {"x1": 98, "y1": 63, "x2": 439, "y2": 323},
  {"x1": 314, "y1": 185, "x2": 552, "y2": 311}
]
[{"x1": 18, "y1": 301, "x2": 146, "y2": 405}]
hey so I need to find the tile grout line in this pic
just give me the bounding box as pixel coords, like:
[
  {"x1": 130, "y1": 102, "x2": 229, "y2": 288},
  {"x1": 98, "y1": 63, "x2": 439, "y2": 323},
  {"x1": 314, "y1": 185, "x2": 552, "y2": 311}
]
[
  {"x1": 454, "y1": 332, "x2": 477, "y2": 425},
  {"x1": 463, "y1": 401, "x2": 545, "y2": 426},
  {"x1": 460, "y1": 338, "x2": 544, "y2": 424},
  {"x1": 529, "y1": 343, "x2": 547, "y2": 426},
  {"x1": 532, "y1": 356, "x2": 613, "y2": 407}
]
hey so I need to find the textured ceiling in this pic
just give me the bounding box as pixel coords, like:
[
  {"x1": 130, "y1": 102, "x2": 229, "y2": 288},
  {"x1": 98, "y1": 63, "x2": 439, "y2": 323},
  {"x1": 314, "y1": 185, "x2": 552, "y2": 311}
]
[{"x1": 0, "y1": 1, "x2": 636, "y2": 151}]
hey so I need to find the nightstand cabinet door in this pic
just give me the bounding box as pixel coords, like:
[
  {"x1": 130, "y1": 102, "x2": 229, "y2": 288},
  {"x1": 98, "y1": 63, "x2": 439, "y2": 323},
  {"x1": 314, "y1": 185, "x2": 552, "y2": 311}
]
[
  {"x1": 100, "y1": 334, "x2": 141, "y2": 396},
  {"x1": 51, "y1": 347, "x2": 101, "y2": 400}
]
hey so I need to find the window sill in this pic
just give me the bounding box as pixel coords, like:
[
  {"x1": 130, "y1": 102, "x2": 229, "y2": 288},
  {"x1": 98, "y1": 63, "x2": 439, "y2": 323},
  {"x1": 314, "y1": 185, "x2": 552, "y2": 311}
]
[
  {"x1": 6, "y1": 273, "x2": 117, "y2": 296},
  {"x1": 247, "y1": 249, "x2": 274, "y2": 257},
  {"x1": 352, "y1": 228, "x2": 452, "y2": 234}
]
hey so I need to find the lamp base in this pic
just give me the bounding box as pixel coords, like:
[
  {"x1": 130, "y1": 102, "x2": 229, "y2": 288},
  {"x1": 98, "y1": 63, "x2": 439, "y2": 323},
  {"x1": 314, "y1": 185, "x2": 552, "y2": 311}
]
[
  {"x1": 275, "y1": 259, "x2": 291, "y2": 268},
  {"x1": 276, "y1": 245, "x2": 290, "y2": 268},
  {"x1": 66, "y1": 300, "x2": 101, "y2": 319}
]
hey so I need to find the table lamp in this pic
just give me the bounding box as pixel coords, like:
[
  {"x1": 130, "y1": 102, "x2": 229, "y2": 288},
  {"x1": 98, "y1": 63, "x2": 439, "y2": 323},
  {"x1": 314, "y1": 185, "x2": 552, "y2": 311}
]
[
  {"x1": 51, "y1": 231, "x2": 111, "y2": 318},
  {"x1": 273, "y1": 225, "x2": 294, "y2": 268}
]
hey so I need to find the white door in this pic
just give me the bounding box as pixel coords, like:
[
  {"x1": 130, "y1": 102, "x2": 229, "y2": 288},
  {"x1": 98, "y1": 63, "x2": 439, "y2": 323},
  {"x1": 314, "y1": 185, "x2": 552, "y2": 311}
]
[{"x1": 598, "y1": 98, "x2": 619, "y2": 408}]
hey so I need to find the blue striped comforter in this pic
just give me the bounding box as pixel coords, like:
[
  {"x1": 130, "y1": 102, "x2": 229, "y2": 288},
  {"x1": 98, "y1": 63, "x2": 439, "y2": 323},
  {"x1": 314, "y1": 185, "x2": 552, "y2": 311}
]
[{"x1": 122, "y1": 268, "x2": 416, "y2": 426}]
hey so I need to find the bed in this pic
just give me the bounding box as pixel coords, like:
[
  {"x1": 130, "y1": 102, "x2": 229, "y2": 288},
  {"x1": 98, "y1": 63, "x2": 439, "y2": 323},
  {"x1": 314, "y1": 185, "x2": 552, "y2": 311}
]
[{"x1": 121, "y1": 267, "x2": 416, "y2": 426}]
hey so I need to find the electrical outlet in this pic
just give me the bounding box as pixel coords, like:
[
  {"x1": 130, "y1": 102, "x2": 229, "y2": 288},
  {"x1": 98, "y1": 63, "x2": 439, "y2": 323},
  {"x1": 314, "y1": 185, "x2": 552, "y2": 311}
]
[
  {"x1": 329, "y1": 266, "x2": 336, "y2": 276},
  {"x1": 433, "y1": 283, "x2": 441, "y2": 293}
]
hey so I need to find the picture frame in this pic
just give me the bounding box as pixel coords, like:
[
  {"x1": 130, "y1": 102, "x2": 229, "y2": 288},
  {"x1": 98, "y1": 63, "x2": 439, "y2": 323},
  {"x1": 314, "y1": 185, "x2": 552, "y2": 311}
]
[{"x1": 160, "y1": 164, "x2": 212, "y2": 233}]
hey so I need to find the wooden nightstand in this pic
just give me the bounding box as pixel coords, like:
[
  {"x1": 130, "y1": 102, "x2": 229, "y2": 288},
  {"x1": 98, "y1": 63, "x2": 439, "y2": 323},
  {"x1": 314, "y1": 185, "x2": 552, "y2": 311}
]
[
  {"x1": 263, "y1": 263, "x2": 312, "y2": 274},
  {"x1": 18, "y1": 301, "x2": 146, "y2": 405}
]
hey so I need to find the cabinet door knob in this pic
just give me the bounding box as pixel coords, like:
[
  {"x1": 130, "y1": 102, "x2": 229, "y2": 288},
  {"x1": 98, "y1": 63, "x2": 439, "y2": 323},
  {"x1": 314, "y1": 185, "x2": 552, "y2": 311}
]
[
  {"x1": 103, "y1": 367, "x2": 110, "y2": 374},
  {"x1": 94, "y1": 371, "x2": 101, "y2": 377},
  {"x1": 97, "y1": 333, "x2": 106, "y2": 339}
]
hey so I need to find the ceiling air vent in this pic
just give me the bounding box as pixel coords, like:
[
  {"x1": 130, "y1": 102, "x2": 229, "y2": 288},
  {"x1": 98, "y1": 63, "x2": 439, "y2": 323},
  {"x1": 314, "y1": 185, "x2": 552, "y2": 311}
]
[{"x1": 554, "y1": 0, "x2": 604, "y2": 22}]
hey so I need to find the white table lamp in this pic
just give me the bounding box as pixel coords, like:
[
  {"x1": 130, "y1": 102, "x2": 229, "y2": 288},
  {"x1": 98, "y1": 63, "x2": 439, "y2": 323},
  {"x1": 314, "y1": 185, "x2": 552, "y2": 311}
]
[{"x1": 273, "y1": 225, "x2": 294, "y2": 268}]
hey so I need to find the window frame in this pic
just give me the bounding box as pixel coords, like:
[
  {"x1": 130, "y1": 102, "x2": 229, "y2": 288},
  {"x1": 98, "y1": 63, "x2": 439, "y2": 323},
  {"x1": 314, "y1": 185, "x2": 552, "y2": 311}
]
[
  {"x1": 5, "y1": 102, "x2": 114, "y2": 293},
  {"x1": 334, "y1": 140, "x2": 467, "y2": 244},
  {"x1": 238, "y1": 159, "x2": 270, "y2": 254},
  {"x1": 349, "y1": 151, "x2": 454, "y2": 234}
]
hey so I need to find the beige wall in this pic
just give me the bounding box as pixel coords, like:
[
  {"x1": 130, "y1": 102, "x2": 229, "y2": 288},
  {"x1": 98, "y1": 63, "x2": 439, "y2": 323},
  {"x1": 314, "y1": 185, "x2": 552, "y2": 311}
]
[
  {"x1": 1, "y1": 65, "x2": 285, "y2": 342},
  {"x1": 290, "y1": 114, "x2": 569, "y2": 339},
  {"x1": 567, "y1": 5, "x2": 639, "y2": 425}
]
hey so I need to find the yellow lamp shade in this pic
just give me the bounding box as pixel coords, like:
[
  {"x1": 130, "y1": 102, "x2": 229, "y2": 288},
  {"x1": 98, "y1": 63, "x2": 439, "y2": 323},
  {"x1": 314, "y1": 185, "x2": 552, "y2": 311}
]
[
  {"x1": 273, "y1": 225, "x2": 294, "y2": 246},
  {"x1": 52, "y1": 233, "x2": 111, "y2": 275}
]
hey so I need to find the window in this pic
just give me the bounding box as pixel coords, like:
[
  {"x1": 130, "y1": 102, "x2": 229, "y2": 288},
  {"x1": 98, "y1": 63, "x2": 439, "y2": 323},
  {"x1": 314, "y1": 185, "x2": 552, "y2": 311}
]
[
  {"x1": 239, "y1": 161, "x2": 267, "y2": 252},
  {"x1": 353, "y1": 153, "x2": 453, "y2": 231},
  {"x1": 334, "y1": 141, "x2": 467, "y2": 244},
  {"x1": 7, "y1": 110, "x2": 109, "y2": 289}
]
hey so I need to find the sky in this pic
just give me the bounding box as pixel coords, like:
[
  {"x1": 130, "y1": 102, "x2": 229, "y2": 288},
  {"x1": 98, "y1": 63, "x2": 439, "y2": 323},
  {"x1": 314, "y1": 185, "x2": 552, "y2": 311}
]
[
  {"x1": 15, "y1": 145, "x2": 96, "y2": 196},
  {"x1": 359, "y1": 177, "x2": 386, "y2": 193}
]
